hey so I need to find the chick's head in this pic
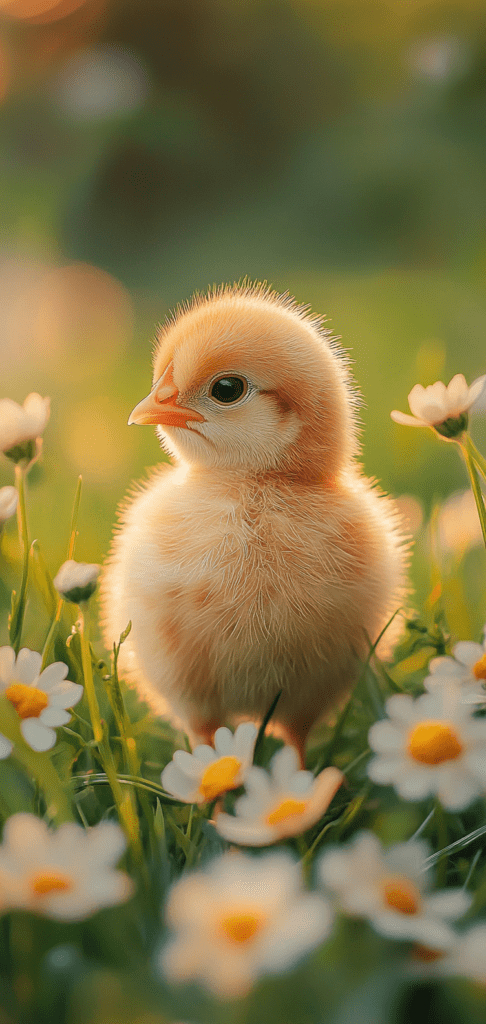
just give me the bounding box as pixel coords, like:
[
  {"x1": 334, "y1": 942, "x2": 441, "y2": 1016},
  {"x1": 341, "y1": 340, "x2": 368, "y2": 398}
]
[{"x1": 129, "y1": 284, "x2": 359, "y2": 480}]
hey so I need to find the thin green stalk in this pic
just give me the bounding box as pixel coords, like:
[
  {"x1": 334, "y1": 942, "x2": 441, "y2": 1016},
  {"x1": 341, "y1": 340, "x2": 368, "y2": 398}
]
[
  {"x1": 41, "y1": 476, "x2": 82, "y2": 670},
  {"x1": 108, "y1": 630, "x2": 159, "y2": 856},
  {"x1": 9, "y1": 464, "x2": 29, "y2": 654},
  {"x1": 460, "y1": 435, "x2": 486, "y2": 550},
  {"x1": 77, "y1": 605, "x2": 144, "y2": 864},
  {"x1": 435, "y1": 800, "x2": 448, "y2": 888},
  {"x1": 467, "y1": 435, "x2": 486, "y2": 482},
  {"x1": 72, "y1": 773, "x2": 183, "y2": 802},
  {"x1": 0, "y1": 697, "x2": 73, "y2": 823},
  {"x1": 78, "y1": 603, "x2": 103, "y2": 745}
]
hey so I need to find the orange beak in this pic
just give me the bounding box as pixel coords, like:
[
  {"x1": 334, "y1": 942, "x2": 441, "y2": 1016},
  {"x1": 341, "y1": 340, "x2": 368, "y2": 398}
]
[{"x1": 128, "y1": 363, "x2": 206, "y2": 429}]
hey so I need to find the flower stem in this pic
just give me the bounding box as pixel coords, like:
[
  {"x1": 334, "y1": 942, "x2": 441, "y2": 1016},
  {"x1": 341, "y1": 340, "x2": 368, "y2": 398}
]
[
  {"x1": 0, "y1": 697, "x2": 73, "y2": 823},
  {"x1": 78, "y1": 604, "x2": 144, "y2": 866},
  {"x1": 9, "y1": 465, "x2": 30, "y2": 654},
  {"x1": 41, "y1": 476, "x2": 82, "y2": 670},
  {"x1": 467, "y1": 436, "x2": 486, "y2": 483},
  {"x1": 78, "y1": 603, "x2": 103, "y2": 745},
  {"x1": 460, "y1": 435, "x2": 486, "y2": 551}
]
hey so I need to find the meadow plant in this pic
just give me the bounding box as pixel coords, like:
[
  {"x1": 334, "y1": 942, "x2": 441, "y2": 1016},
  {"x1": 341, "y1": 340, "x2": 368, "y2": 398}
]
[{"x1": 0, "y1": 378, "x2": 485, "y2": 1023}]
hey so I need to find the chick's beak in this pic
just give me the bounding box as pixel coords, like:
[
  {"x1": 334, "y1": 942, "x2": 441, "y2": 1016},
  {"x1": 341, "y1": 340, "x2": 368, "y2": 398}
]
[{"x1": 128, "y1": 363, "x2": 205, "y2": 429}]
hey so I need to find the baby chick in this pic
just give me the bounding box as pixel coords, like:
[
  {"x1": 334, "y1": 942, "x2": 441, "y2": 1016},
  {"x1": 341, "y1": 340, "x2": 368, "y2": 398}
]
[{"x1": 101, "y1": 284, "x2": 408, "y2": 762}]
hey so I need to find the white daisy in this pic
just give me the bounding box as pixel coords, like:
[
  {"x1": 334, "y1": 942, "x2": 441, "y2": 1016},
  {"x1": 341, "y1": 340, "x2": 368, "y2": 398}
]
[
  {"x1": 53, "y1": 559, "x2": 100, "y2": 604},
  {"x1": 0, "y1": 813, "x2": 133, "y2": 920},
  {"x1": 161, "y1": 723, "x2": 258, "y2": 804},
  {"x1": 215, "y1": 745, "x2": 343, "y2": 846},
  {"x1": 319, "y1": 831, "x2": 469, "y2": 950},
  {"x1": 0, "y1": 486, "x2": 18, "y2": 525},
  {"x1": 438, "y1": 924, "x2": 486, "y2": 985},
  {"x1": 0, "y1": 393, "x2": 50, "y2": 461},
  {"x1": 0, "y1": 647, "x2": 83, "y2": 752},
  {"x1": 161, "y1": 850, "x2": 333, "y2": 999},
  {"x1": 391, "y1": 374, "x2": 485, "y2": 439},
  {"x1": 367, "y1": 689, "x2": 486, "y2": 810},
  {"x1": 424, "y1": 627, "x2": 486, "y2": 705}
]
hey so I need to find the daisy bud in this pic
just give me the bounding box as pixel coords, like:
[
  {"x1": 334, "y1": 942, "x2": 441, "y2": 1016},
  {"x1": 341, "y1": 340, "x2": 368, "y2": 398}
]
[
  {"x1": 53, "y1": 560, "x2": 100, "y2": 604},
  {"x1": 0, "y1": 394, "x2": 50, "y2": 464},
  {"x1": 0, "y1": 486, "x2": 18, "y2": 527}
]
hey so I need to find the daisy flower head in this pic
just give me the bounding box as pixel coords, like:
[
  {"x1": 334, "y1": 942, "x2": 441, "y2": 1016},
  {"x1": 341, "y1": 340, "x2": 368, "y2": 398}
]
[
  {"x1": 0, "y1": 486, "x2": 18, "y2": 527},
  {"x1": 0, "y1": 647, "x2": 83, "y2": 752},
  {"x1": 318, "y1": 831, "x2": 469, "y2": 950},
  {"x1": 53, "y1": 559, "x2": 100, "y2": 604},
  {"x1": 215, "y1": 745, "x2": 343, "y2": 846},
  {"x1": 390, "y1": 374, "x2": 485, "y2": 439},
  {"x1": 424, "y1": 627, "x2": 486, "y2": 706},
  {"x1": 161, "y1": 723, "x2": 258, "y2": 804},
  {"x1": 161, "y1": 850, "x2": 333, "y2": 999},
  {"x1": 0, "y1": 813, "x2": 133, "y2": 920},
  {"x1": 0, "y1": 393, "x2": 50, "y2": 464},
  {"x1": 367, "y1": 689, "x2": 486, "y2": 810}
]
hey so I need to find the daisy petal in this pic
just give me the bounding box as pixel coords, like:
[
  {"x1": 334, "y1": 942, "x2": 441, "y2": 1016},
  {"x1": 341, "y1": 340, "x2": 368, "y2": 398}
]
[
  {"x1": 0, "y1": 734, "x2": 12, "y2": 758},
  {"x1": 0, "y1": 646, "x2": 15, "y2": 684},
  {"x1": 47, "y1": 682, "x2": 84, "y2": 709},
  {"x1": 453, "y1": 642, "x2": 484, "y2": 668},
  {"x1": 20, "y1": 718, "x2": 56, "y2": 752},
  {"x1": 36, "y1": 662, "x2": 69, "y2": 691},
  {"x1": 40, "y1": 707, "x2": 71, "y2": 727},
  {"x1": 15, "y1": 649, "x2": 42, "y2": 684},
  {"x1": 390, "y1": 411, "x2": 425, "y2": 427}
]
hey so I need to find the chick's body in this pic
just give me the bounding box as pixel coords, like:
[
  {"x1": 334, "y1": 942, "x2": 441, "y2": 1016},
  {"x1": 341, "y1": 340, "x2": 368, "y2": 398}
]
[{"x1": 102, "y1": 285, "x2": 407, "y2": 756}]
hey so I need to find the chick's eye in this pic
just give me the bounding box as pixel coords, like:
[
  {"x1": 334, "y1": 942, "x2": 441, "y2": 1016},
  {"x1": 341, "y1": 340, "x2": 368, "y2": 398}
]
[{"x1": 209, "y1": 376, "x2": 248, "y2": 405}]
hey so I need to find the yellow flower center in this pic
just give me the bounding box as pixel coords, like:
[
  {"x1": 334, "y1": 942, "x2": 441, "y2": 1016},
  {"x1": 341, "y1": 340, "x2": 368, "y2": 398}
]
[
  {"x1": 199, "y1": 756, "x2": 242, "y2": 801},
  {"x1": 382, "y1": 875, "x2": 422, "y2": 915},
  {"x1": 266, "y1": 797, "x2": 308, "y2": 827},
  {"x1": 473, "y1": 654, "x2": 486, "y2": 680},
  {"x1": 29, "y1": 871, "x2": 73, "y2": 896},
  {"x1": 407, "y1": 720, "x2": 463, "y2": 765},
  {"x1": 219, "y1": 907, "x2": 266, "y2": 944},
  {"x1": 413, "y1": 944, "x2": 446, "y2": 963},
  {"x1": 5, "y1": 682, "x2": 49, "y2": 719}
]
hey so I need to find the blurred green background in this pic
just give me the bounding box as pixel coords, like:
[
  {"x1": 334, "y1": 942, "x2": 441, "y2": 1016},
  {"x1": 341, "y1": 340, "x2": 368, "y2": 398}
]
[{"x1": 1, "y1": 0, "x2": 486, "y2": 618}]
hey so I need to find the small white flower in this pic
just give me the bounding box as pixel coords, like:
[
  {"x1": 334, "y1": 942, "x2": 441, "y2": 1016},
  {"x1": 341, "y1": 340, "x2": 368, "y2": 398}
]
[
  {"x1": 438, "y1": 923, "x2": 486, "y2": 985},
  {"x1": 0, "y1": 393, "x2": 50, "y2": 460},
  {"x1": 0, "y1": 813, "x2": 133, "y2": 920},
  {"x1": 391, "y1": 374, "x2": 485, "y2": 438},
  {"x1": 161, "y1": 723, "x2": 258, "y2": 804},
  {"x1": 0, "y1": 647, "x2": 83, "y2": 752},
  {"x1": 0, "y1": 486, "x2": 18, "y2": 525},
  {"x1": 161, "y1": 850, "x2": 333, "y2": 999},
  {"x1": 53, "y1": 559, "x2": 100, "y2": 604},
  {"x1": 367, "y1": 689, "x2": 486, "y2": 810},
  {"x1": 319, "y1": 831, "x2": 469, "y2": 950},
  {"x1": 424, "y1": 627, "x2": 486, "y2": 705},
  {"x1": 215, "y1": 745, "x2": 343, "y2": 846}
]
